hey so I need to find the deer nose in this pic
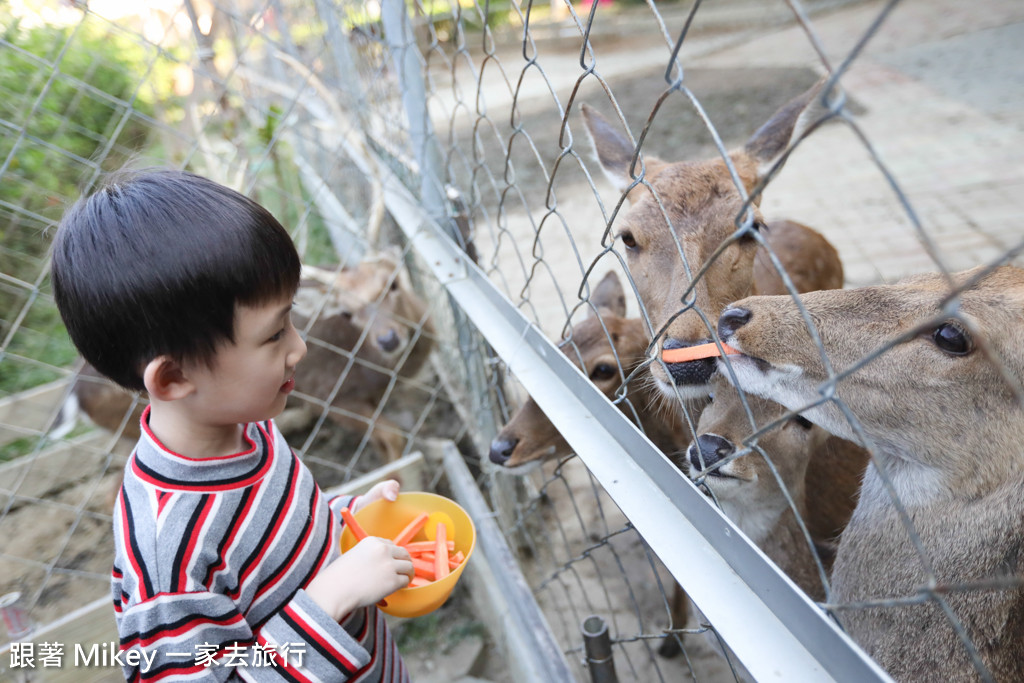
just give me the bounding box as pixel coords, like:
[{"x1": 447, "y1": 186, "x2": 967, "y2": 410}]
[
  {"x1": 688, "y1": 433, "x2": 736, "y2": 473},
  {"x1": 718, "y1": 307, "x2": 752, "y2": 340},
  {"x1": 489, "y1": 436, "x2": 519, "y2": 465},
  {"x1": 377, "y1": 329, "x2": 401, "y2": 353}
]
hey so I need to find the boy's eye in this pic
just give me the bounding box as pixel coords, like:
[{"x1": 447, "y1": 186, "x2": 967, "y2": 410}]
[{"x1": 268, "y1": 329, "x2": 285, "y2": 342}]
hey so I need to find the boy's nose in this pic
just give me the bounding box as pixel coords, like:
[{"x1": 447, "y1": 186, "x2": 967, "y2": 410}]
[{"x1": 290, "y1": 326, "x2": 308, "y2": 363}]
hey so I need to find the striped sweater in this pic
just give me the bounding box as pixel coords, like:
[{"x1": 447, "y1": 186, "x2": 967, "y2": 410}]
[{"x1": 111, "y1": 408, "x2": 409, "y2": 682}]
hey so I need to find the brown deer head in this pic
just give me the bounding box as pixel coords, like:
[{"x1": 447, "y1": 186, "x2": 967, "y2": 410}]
[
  {"x1": 582, "y1": 78, "x2": 838, "y2": 401},
  {"x1": 489, "y1": 271, "x2": 687, "y2": 469}
]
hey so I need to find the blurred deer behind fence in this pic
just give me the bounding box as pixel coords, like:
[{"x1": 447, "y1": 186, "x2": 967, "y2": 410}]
[{"x1": 1, "y1": 0, "x2": 1023, "y2": 681}]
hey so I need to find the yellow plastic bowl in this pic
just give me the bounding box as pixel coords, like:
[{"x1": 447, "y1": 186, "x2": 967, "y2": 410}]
[{"x1": 339, "y1": 491, "x2": 476, "y2": 618}]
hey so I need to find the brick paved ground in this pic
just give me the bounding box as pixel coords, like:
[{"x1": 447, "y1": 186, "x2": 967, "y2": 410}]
[{"x1": 694, "y1": 0, "x2": 1024, "y2": 286}]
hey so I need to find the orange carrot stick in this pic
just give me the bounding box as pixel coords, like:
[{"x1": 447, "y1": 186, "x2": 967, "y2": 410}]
[
  {"x1": 402, "y1": 540, "x2": 454, "y2": 553},
  {"x1": 340, "y1": 508, "x2": 368, "y2": 541},
  {"x1": 661, "y1": 342, "x2": 740, "y2": 364},
  {"x1": 411, "y1": 557, "x2": 435, "y2": 580},
  {"x1": 392, "y1": 513, "x2": 429, "y2": 546},
  {"x1": 433, "y1": 523, "x2": 450, "y2": 579},
  {"x1": 409, "y1": 576, "x2": 431, "y2": 588},
  {"x1": 420, "y1": 551, "x2": 464, "y2": 570}
]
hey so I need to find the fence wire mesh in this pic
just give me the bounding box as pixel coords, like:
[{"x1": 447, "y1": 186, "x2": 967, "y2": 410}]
[{"x1": 1, "y1": 0, "x2": 1023, "y2": 681}]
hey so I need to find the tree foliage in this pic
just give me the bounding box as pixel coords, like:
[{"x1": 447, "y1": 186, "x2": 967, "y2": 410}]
[{"x1": 0, "y1": 12, "x2": 155, "y2": 392}]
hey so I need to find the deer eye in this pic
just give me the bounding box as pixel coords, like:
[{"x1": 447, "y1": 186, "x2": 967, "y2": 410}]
[
  {"x1": 738, "y1": 220, "x2": 765, "y2": 243},
  {"x1": 619, "y1": 231, "x2": 637, "y2": 250},
  {"x1": 932, "y1": 321, "x2": 972, "y2": 355},
  {"x1": 589, "y1": 363, "x2": 618, "y2": 381},
  {"x1": 389, "y1": 279, "x2": 399, "y2": 291}
]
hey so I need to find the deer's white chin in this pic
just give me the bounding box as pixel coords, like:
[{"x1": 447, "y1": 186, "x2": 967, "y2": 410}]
[
  {"x1": 491, "y1": 456, "x2": 547, "y2": 476},
  {"x1": 718, "y1": 357, "x2": 807, "y2": 407},
  {"x1": 654, "y1": 378, "x2": 712, "y2": 402}
]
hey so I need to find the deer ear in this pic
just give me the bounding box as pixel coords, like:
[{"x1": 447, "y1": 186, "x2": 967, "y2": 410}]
[
  {"x1": 582, "y1": 104, "x2": 657, "y2": 194},
  {"x1": 741, "y1": 76, "x2": 837, "y2": 186},
  {"x1": 587, "y1": 271, "x2": 626, "y2": 318}
]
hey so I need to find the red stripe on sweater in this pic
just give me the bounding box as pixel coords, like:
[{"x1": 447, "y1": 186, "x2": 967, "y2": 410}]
[
  {"x1": 119, "y1": 486, "x2": 150, "y2": 601},
  {"x1": 156, "y1": 490, "x2": 170, "y2": 516},
  {"x1": 206, "y1": 479, "x2": 263, "y2": 588},
  {"x1": 231, "y1": 453, "x2": 301, "y2": 600},
  {"x1": 252, "y1": 478, "x2": 324, "y2": 605},
  {"x1": 284, "y1": 603, "x2": 359, "y2": 674},
  {"x1": 177, "y1": 495, "x2": 214, "y2": 592},
  {"x1": 254, "y1": 632, "x2": 283, "y2": 667},
  {"x1": 120, "y1": 608, "x2": 247, "y2": 650},
  {"x1": 254, "y1": 633, "x2": 316, "y2": 683}
]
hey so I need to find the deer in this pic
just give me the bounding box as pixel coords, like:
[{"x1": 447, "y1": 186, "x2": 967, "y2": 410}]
[
  {"x1": 683, "y1": 375, "x2": 829, "y2": 683},
  {"x1": 488, "y1": 269, "x2": 866, "y2": 658},
  {"x1": 487, "y1": 81, "x2": 858, "y2": 657},
  {"x1": 487, "y1": 270, "x2": 696, "y2": 658},
  {"x1": 581, "y1": 76, "x2": 842, "y2": 404},
  {"x1": 54, "y1": 360, "x2": 145, "y2": 445},
  {"x1": 56, "y1": 251, "x2": 434, "y2": 467},
  {"x1": 714, "y1": 265, "x2": 1024, "y2": 682},
  {"x1": 292, "y1": 251, "x2": 436, "y2": 463},
  {"x1": 488, "y1": 270, "x2": 688, "y2": 470},
  {"x1": 687, "y1": 373, "x2": 869, "y2": 599}
]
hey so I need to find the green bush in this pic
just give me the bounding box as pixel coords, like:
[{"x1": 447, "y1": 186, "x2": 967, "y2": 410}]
[{"x1": 0, "y1": 13, "x2": 154, "y2": 393}]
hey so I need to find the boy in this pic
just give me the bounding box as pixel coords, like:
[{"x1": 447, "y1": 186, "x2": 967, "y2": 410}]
[{"x1": 51, "y1": 168, "x2": 414, "y2": 681}]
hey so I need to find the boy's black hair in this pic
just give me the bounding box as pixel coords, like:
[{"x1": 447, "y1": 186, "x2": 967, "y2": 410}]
[{"x1": 51, "y1": 168, "x2": 301, "y2": 392}]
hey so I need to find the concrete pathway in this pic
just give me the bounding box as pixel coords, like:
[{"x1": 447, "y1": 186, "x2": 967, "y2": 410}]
[{"x1": 694, "y1": 0, "x2": 1024, "y2": 285}]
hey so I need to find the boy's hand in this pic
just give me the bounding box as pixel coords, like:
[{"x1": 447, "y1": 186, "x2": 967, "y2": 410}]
[
  {"x1": 352, "y1": 479, "x2": 400, "y2": 513},
  {"x1": 306, "y1": 537, "x2": 413, "y2": 621}
]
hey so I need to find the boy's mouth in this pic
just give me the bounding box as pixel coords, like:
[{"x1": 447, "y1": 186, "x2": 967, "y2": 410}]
[{"x1": 280, "y1": 377, "x2": 296, "y2": 394}]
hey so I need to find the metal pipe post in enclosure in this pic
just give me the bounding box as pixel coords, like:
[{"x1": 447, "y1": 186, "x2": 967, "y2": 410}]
[
  {"x1": 380, "y1": 0, "x2": 501, "y2": 456},
  {"x1": 581, "y1": 615, "x2": 619, "y2": 683}
]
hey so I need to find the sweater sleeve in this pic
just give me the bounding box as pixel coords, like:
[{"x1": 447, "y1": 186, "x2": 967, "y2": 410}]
[
  {"x1": 115, "y1": 588, "x2": 370, "y2": 681},
  {"x1": 327, "y1": 493, "x2": 357, "y2": 518}
]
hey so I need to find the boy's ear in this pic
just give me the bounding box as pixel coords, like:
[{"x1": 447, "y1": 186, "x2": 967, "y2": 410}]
[{"x1": 143, "y1": 356, "x2": 195, "y2": 401}]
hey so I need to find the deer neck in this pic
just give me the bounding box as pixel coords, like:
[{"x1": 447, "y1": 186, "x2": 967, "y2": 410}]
[
  {"x1": 854, "y1": 436, "x2": 1024, "y2": 513},
  {"x1": 760, "y1": 505, "x2": 824, "y2": 601},
  {"x1": 721, "y1": 485, "x2": 805, "y2": 549},
  {"x1": 855, "y1": 454, "x2": 947, "y2": 514}
]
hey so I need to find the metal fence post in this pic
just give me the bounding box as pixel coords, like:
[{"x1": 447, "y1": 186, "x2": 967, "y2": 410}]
[
  {"x1": 379, "y1": 0, "x2": 500, "y2": 456},
  {"x1": 581, "y1": 615, "x2": 619, "y2": 683}
]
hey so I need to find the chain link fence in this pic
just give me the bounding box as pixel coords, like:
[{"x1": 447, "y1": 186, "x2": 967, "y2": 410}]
[{"x1": 1, "y1": 0, "x2": 1023, "y2": 680}]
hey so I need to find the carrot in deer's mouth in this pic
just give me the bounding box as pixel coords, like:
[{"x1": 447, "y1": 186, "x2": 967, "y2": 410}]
[{"x1": 661, "y1": 342, "x2": 740, "y2": 364}]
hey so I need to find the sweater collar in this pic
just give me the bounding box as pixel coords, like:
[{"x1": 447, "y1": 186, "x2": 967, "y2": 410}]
[{"x1": 129, "y1": 406, "x2": 275, "y2": 492}]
